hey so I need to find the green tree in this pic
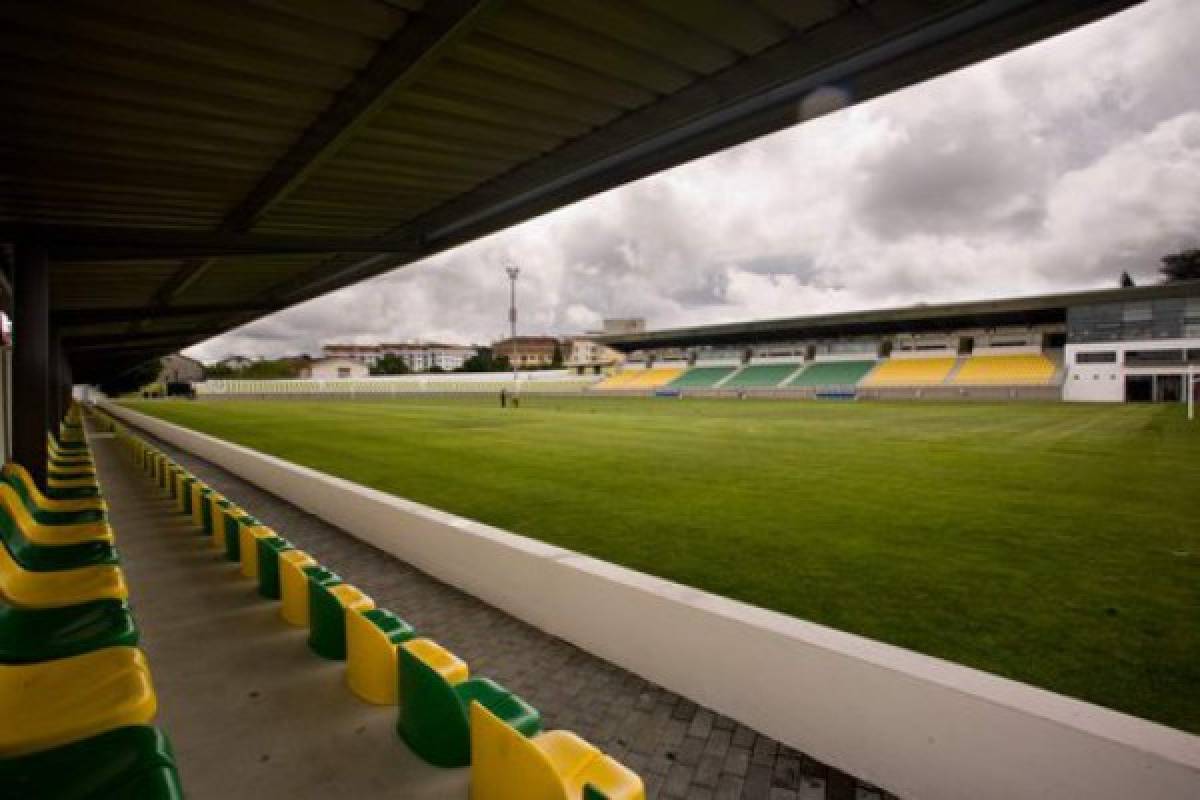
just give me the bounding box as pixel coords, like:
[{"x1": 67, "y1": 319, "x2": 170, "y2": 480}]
[
  {"x1": 459, "y1": 348, "x2": 511, "y2": 373},
  {"x1": 1160, "y1": 249, "x2": 1200, "y2": 283},
  {"x1": 98, "y1": 358, "x2": 162, "y2": 396},
  {"x1": 1119, "y1": 271, "x2": 1135, "y2": 288},
  {"x1": 370, "y1": 354, "x2": 411, "y2": 375}
]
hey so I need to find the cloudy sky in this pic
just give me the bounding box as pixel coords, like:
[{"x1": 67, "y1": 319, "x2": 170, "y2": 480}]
[{"x1": 189, "y1": 0, "x2": 1200, "y2": 361}]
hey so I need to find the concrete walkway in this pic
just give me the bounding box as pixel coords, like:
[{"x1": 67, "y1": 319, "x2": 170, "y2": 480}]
[
  {"x1": 89, "y1": 431, "x2": 467, "y2": 799},
  {"x1": 94, "y1": 421, "x2": 894, "y2": 800}
]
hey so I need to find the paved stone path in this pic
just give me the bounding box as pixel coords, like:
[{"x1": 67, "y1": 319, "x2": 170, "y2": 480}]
[{"x1": 121, "y1": 421, "x2": 897, "y2": 800}]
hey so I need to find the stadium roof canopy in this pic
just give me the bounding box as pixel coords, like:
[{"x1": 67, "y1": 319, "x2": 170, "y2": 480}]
[
  {"x1": 0, "y1": 0, "x2": 1140, "y2": 381},
  {"x1": 595, "y1": 282, "x2": 1200, "y2": 351}
]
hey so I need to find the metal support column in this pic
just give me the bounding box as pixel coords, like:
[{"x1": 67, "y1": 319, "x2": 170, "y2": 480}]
[{"x1": 12, "y1": 244, "x2": 50, "y2": 489}]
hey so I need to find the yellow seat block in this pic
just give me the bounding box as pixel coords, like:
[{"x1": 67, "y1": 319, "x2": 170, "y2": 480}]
[
  {"x1": 402, "y1": 638, "x2": 468, "y2": 686},
  {"x1": 0, "y1": 484, "x2": 112, "y2": 546},
  {"x1": 190, "y1": 482, "x2": 210, "y2": 529},
  {"x1": 2, "y1": 463, "x2": 108, "y2": 516},
  {"x1": 279, "y1": 550, "x2": 318, "y2": 627},
  {"x1": 330, "y1": 583, "x2": 374, "y2": 614},
  {"x1": 861, "y1": 357, "x2": 956, "y2": 387},
  {"x1": 470, "y1": 703, "x2": 645, "y2": 800},
  {"x1": 238, "y1": 524, "x2": 276, "y2": 579},
  {"x1": 0, "y1": 647, "x2": 157, "y2": 757},
  {"x1": 346, "y1": 611, "x2": 405, "y2": 705},
  {"x1": 0, "y1": 539, "x2": 127, "y2": 608},
  {"x1": 47, "y1": 473, "x2": 98, "y2": 490}
]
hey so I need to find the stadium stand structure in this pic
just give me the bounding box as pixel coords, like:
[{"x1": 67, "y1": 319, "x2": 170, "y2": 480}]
[
  {"x1": 788, "y1": 361, "x2": 879, "y2": 389},
  {"x1": 860, "y1": 357, "x2": 957, "y2": 387},
  {"x1": 666, "y1": 366, "x2": 737, "y2": 389},
  {"x1": 0, "y1": 405, "x2": 184, "y2": 798},
  {"x1": 593, "y1": 367, "x2": 684, "y2": 391},
  {"x1": 952, "y1": 353, "x2": 1058, "y2": 385},
  {"x1": 721, "y1": 363, "x2": 804, "y2": 389},
  {"x1": 91, "y1": 407, "x2": 644, "y2": 799}
]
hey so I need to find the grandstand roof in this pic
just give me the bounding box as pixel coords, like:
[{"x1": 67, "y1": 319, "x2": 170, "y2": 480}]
[
  {"x1": 0, "y1": 0, "x2": 1139, "y2": 381},
  {"x1": 596, "y1": 281, "x2": 1200, "y2": 351}
]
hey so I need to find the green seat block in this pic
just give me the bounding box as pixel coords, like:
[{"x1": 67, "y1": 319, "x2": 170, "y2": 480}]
[
  {"x1": 199, "y1": 489, "x2": 214, "y2": 536},
  {"x1": 48, "y1": 466, "x2": 95, "y2": 481},
  {"x1": 398, "y1": 646, "x2": 541, "y2": 768},
  {"x1": 256, "y1": 536, "x2": 293, "y2": 599},
  {"x1": 223, "y1": 514, "x2": 256, "y2": 562},
  {"x1": 366, "y1": 608, "x2": 415, "y2": 644},
  {"x1": 2, "y1": 475, "x2": 105, "y2": 526},
  {"x1": 45, "y1": 484, "x2": 102, "y2": 500},
  {"x1": 179, "y1": 477, "x2": 194, "y2": 516},
  {"x1": 304, "y1": 567, "x2": 345, "y2": 659},
  {"x1": 0, "y1": 725, "x2": 184, "y2": 799},
  {"x1": 1, "y1": 507, "x2": 118, "y2": 572},
  {"x1": 0, "y1": 598, "x2": 137, "y2": 664}
]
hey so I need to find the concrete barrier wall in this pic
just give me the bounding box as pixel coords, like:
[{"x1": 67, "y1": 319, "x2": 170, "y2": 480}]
[{"x1": 102, "y1": 402, "x2": 1200, "y2": 800}]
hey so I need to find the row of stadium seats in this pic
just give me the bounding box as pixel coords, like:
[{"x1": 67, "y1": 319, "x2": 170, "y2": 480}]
[
  {"x1": 99, "y1": 409, "x2": 644, "y2": 800},
  {"x1": 601, "y1": 353, "x2": 1060, "y2": 392},
  {"x1": 593, "y1": 367, "x2": 685, "y2": 390},
  {"x1": 1, "y1": 407, "x2": 183, "y2": 798}
]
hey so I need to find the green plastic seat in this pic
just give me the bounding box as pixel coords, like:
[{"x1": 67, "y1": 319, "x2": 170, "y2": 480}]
[
  {"x1": 398, "y1": 642, "x2": 541, "y2": 768},
  {"x1": 1, "y1": 474, "x2": 105, "y2": 527},
  {"x1": 0, "y1": 725, "x2": 183, "y2": 799},
  {"x1": 0, "y1": 597, "x2": 137, "y2": 664},
  {"x1": 48, "y1": 465, "x2": 96, "y2": 481},
  {"x1": 300, "y1": 566, "x2": 343, "y2": 654},
  {"x1": 198, "y1": 489, "x2": 215, "y2": 536},
  {"x1": 45, "y1": 484, "x2": 102, "y2": 501},
  {"x1": 1, "y1": 506, "x2": 118, "y2": 572},
  {"x1": 178, "y1": 476, "x2": 194, "y2": 516},
  {"x1": 223, "y1": 513, "x2": 257, "y2": 562},
  {"x1": 308, "y1": 577, "x2": 373, "y2": 661},
  {"x1": 255, "y1": 535, "x2": 294, "y2": 599}
]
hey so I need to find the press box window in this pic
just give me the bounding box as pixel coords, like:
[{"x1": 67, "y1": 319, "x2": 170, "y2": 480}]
[{"x1": 1075, "y1": 352, "x2": 1116, "y2": 364}]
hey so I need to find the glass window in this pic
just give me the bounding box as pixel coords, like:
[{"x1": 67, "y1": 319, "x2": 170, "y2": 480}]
[
  {"x1": 1076, "y1": 351, "x2": 1116, "y2": 364},
  {"x1": 1125, "y1": 349, "x2": 1184, "y2": 366}
]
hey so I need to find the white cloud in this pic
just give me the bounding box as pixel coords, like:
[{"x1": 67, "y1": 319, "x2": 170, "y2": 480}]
[{"x1": 188, "y1": 0, "x2": 1200, "y2": 362}]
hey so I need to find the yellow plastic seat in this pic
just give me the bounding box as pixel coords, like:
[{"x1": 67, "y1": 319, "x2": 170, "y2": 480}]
[
  {"x1": 404, "y1": 637, "x2": 469, "y2": 685},
  {"x1": 345, "y1": 609, "x2": 415, "y2": 705},
  {"x1": 0, "y1": 537, "x2": 127, "y2": 608},
  {"x1": 0, "y1": 484, "x2": 112, "y2": 547},
  {"x1": 470, "y1": 702, "x2": 644, "y2": 800},
  {"x1": 190, "y1": 482, "x2": 210, "y2": 529},
  {"x1": 0, "y1": 646, "x2": 157, "y2": 757},
  {"x1": 47, "y1": 473, "x2": 99, "y2": 491},
  {"x1": 2, "y1": 463, "x2": 108, "y2": 516},
  {"x1": 238, "y1": 524, "x2": 276, "y2": 579},
  {"x1": 279, "y1": 550, "x2": 318, "y2": 627}
]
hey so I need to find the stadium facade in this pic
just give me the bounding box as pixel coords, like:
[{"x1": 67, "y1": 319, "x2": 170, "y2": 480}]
[{"x1": 592, "y1": 282, "x2": 1200, "y2": 404}]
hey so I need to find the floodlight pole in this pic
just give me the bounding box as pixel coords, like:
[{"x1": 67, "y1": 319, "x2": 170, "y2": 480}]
[
  {"x1": 505, "y1": 264, "x2": 519, "y2": 381},
  {"x1": 1189, "y1": 365, "x2": 1196, "y2": 421}
]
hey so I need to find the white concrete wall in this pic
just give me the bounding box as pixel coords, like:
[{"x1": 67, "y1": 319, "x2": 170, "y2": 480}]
[
  {"x1": 1064, "y1": 338, "x2": 1200, "y2": 402},
  {"x1": 102, "y1": 402, "x2": 1200, "y2": 800}
]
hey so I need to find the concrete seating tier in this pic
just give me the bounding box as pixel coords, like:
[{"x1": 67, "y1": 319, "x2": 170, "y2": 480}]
[
  {"x1": 861, "y1": 357, "x2": 956, "y2": 386},
  {"x1": 951, "y1": 353, "x2": 1057, "y2": 385},
  {"x1": 1, "y1": 405, "x2": 183, "y2": 799},
  {"x1": 666, "y1": 366, "x2": 737, "y2": 388},
  {"x1": 787, "y1": 360, "x2": 878, "y2": 388},
  {"x1": 96, "y1": 406, "x2": 644, "y2": 799},
  {"x1": 721, "y1": 363, "x2": 802, "y2": 389}
]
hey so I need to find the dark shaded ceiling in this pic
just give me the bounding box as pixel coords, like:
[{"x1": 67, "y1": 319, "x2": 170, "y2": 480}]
[{"x1": 0, "y1": 0, "x2": 1141, "y2": 381}]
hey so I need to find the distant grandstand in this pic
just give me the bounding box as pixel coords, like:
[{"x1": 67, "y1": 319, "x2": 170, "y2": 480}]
[{"x1": 591, "y1": 282, "x2": 1200, "y2": 403}]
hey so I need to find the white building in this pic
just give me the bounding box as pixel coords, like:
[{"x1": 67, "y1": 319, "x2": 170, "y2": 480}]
[
  {"x1": 322, "y1": 342, "x2": 478, "y2": 371},
  {"x1": 380, "y1": 342, "x2": 478, "y2": 372},
  {"x1": 303, "y1": 357, "x2": 369, "y2": 380}
]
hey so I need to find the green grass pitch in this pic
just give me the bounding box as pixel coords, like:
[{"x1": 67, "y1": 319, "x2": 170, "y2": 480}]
[{"x1": 123, "y1": 396, "x2": 1200, "y2": 732}]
